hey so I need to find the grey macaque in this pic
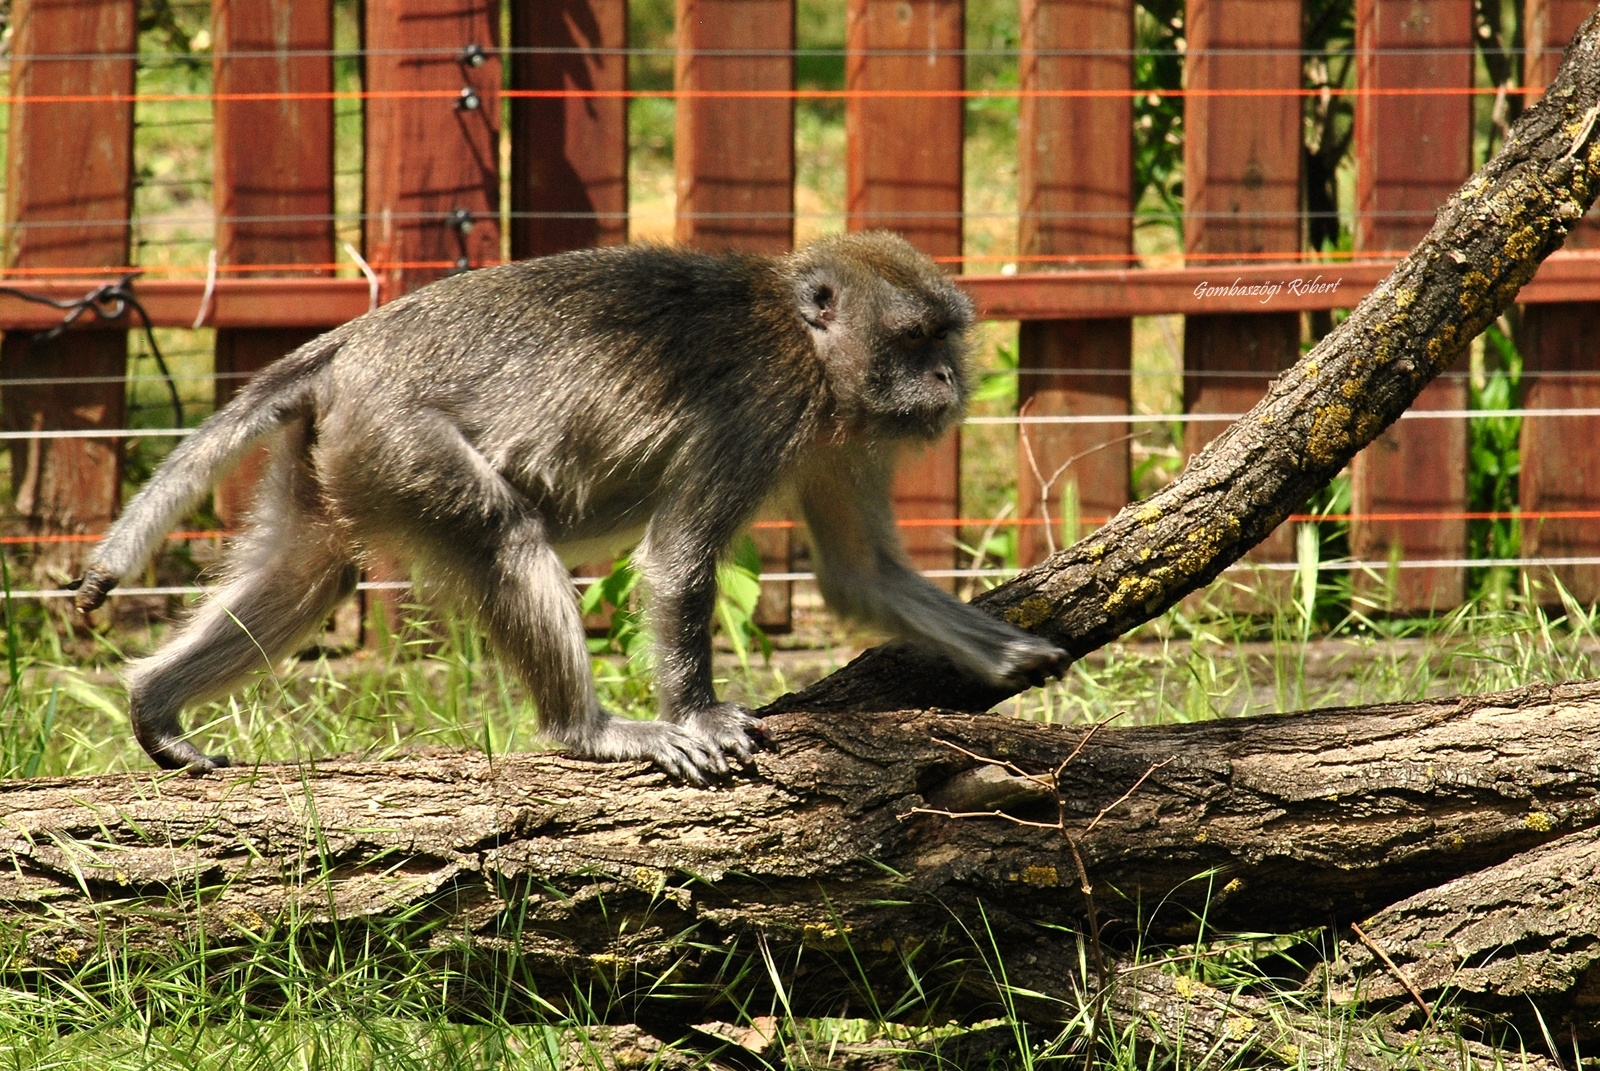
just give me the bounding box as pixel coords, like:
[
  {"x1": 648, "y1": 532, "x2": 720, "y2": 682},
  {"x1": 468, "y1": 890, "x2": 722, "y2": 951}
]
[{"x1": 74, "y1": 232, "x2": 1066, "y2": 782}]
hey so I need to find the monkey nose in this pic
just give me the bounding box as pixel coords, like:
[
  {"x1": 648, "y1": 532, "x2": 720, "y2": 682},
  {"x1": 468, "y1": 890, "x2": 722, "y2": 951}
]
[{"x1": 932, "y1": 365, "x2": 953, "y2": 386}]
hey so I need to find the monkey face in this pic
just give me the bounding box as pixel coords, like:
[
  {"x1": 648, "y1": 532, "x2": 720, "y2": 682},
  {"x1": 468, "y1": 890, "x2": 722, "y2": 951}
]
[{"x1": 789, "y1": 231, "x2": 975, "y2": 440}]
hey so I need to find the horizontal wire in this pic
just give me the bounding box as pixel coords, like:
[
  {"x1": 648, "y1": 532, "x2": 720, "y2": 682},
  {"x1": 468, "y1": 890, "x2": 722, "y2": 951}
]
[
  {"x1": 9, "y1": 366, "x2": 1589, "y2": 391},
  {"x1": 1, "y1": 408, "x2": 1592, "y2": 442},
  {"x1": 2, "y1": 508, "x2": 1595, "y2": 548},
  {"x1": 0, "y1": 45, "x2": 1523, "y2": 63},
  {"x1": 971, "y1": 408, "x2": 1600, "y2": 426},
  {"x1": 9, "y1": 555, "x2": 1596, "y2": 601},
  {"x1": 0, "y1": 85, "x2": 1544, "y2": 105}
]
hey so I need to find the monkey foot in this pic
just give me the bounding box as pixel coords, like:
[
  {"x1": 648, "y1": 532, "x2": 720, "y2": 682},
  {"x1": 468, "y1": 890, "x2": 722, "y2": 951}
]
[
  {"x1": 141, "y1": 733, "x2": 232, "y2": 777},
  {"x1": 678, "y1": 703, "x2": 767, "y2": 764},
  {"x1": 577, "y1": 715, "x2": 737, "y2": 787}
]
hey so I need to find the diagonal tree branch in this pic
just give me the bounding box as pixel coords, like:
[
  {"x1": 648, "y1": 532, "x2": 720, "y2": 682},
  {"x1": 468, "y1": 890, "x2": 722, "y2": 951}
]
[{"x1": 766, "y1": 12, "x2": 1600, "y2": 717}]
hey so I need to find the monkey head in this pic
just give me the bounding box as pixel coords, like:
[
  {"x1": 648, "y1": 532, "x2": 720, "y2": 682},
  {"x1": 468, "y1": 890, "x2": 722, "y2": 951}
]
[{"x1": 788, "y1": 231, "x2": 975, "y2": 441}]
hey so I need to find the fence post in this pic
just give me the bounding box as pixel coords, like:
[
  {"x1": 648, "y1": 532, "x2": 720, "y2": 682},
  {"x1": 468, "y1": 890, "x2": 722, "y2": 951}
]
[
  {"x1": 0, "y1": 0, "x2": 136, "y2": 576},
  {"x1": 1181, "y1": 0, "x2": 1302, "y2": 609},
  {"x1": 846, "y1": 0, "x2": 964, "y2": 580},
  {"x1": 364, "y1": 0, "x2": 502, "y2": 299},
  {"x1": 510, "y1": 1, "x2": 629, "y2": 257},
  {"x1": 362, "y1": 0, "x2": 501, "y2": 631},
  {"x1": 1521, "y1": 0, "x2": 1600, "y2": 606},
  {"x1": 677, "y1": 0, "x2": 797, "y2": 629},
  {"x1": 211, "y1": 0, "x2": 336, "y2": 528},
  {"x1": 1349, "y1": 0, "x2": 1473, "y2": 612},
  {"x1": 1015, "y1": 0, "x2": 1133, "y2": 567}
]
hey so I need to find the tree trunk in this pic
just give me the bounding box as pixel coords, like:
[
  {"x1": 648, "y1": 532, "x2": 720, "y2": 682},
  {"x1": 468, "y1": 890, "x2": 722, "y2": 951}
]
[
  {"x1": 765, "y1": 11, "x2": 1600, "y2": 718},
  {"x1": 7, "y1": 680, "x2": 1600, "y2": 1027}
]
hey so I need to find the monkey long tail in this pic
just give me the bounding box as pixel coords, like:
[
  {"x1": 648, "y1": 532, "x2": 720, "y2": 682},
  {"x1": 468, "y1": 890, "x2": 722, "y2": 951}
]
[{"x1": 72, "y1": 328, "x2": 348, "y2": 613}]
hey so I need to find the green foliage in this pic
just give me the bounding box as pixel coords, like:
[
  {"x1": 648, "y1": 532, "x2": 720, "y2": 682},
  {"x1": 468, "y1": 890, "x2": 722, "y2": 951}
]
[
  {"x1": 1468, "y1": 322, "x2": 1524, "y2": 599},
  {"x1": 1133, "y1": 0, "x2": 1185, "y2": 236}
]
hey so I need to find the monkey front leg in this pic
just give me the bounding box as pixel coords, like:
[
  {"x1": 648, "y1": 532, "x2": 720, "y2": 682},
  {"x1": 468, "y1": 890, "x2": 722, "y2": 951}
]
[
  {"x1": 636, "y1": 526, "x2": 764, "y2": 764},
  {"x1": 797, "y1": 447, "x2": 1067, "y2": 690}
]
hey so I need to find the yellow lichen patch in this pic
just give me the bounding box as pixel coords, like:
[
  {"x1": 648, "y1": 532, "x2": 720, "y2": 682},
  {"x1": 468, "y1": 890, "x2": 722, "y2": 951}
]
[
  {"x1": 1307, "y1": 405, "x2": 1354, "y2": 467},
  {"x1": 1504, "y1": 225, "x2": 1539, "y2": 263},
  {"x1": 1194, "y1": 828, "x2": 1208, "y2": 843},
  {"x1": 1305, "y1": 360, "x2": 1319, "y2": 377},
  {"x1": 1136, "y1": 503, "x2": 1162, "y2": 524},
  {"x1": 633, "y1": 866, "x2": 667, "y2": 894},
  {"x1": 1222, "y1": 878, "x2": 1243, "y2": 896},
  {"x1": 1104, "y1": 574, "x2": 1162, "y2": 615},
  {"x1": 878, "y1": 937, "x2": 896, "y2": 952},
  {"x1": 1225, "y1": 1016, "x2": 1257, "y2": 1041},
  {"x1": 1394, "y1": 287, "x2": 1416, "y2": 309},
  {"x1": 1525, "y1": 812, "x2": 1554, "y2": 833},
  {"x1": 1139, "y1": 547, "x2": 1152, "y2": 561},
  {"x1": 1173, "y1": 976, "x2": 1214, "y2": 1000},
  {"x1": 1004, "y1": 596, "x2": 1054, "y2": 630},
  {"x1": 1087, "y1": 542, "x2": 1106, "y2": 560},
  {"x1": 1340, "y1": 379, "x2": 1361, "y2": 399},
  {"x1": 803, "y1": 922, "x2": 851, "y2": 951},
  {"x1": 1019, "y1": 865, "x2": 1060, "y2": 887},
  {"x1": 1354, "y1": 413, "x2": 1382, "y2": 444}
]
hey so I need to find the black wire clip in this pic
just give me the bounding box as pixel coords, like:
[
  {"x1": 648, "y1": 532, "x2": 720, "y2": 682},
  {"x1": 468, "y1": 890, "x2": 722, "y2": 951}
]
[
  {"x1": 447, "y1": 209, "x2": 474, "y2": 274},
  {"x1": 0, "y1": 273, "x2": 184, "y2": 428}
]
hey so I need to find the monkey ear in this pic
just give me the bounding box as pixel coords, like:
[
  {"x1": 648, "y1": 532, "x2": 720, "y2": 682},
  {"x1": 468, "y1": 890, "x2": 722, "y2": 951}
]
[{"x1": 797, "y1": 272, "x2": 840, "y2": 330}]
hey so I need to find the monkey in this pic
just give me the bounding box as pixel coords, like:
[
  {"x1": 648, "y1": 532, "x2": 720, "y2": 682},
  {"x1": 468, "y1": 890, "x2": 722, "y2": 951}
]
[{"x1": 72, "y1": 232, "x2": 1067, "y2": 783}]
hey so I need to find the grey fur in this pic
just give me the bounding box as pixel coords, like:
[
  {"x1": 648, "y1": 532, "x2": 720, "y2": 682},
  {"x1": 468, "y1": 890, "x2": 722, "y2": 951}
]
[{"x1": 76, "y1": 233, "x2": 1066, "y2": 781}]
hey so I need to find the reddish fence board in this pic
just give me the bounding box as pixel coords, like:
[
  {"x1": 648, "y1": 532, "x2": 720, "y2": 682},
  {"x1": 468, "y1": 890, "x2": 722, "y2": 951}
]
[
  {"x1": 1015, "y1": 0, "x2": 1133, "y2": 566},
  {"x1": 211, "y1": 0, "x2": 335, "y2": 528},
  {"x1": 846, "y1": 0, "x2": 964, "y2": 576},
  {"x1": 510, "y1": 1, "x2": 628, "y2": 257},
  {"x1": 676, "y1": 0, "x2": 795, "y2": 253},
  {"x1": 676, "y1": 0, "x2": 797, "y2": 627},
  {"x1": 0, "y1": 0, "x2": 136, "y2": 560},
  {"x1": 364, "y1": 0, "x2": 501, "y2": 298},
  {"x1": 1182, "y1": 0, "x2": 1302, "y2": 598},
  {"x1": 1348, "y1": 0, "x2": 1473, "y2": 612},
  {"x1": 1521, "y1": 0, "x2": 1600, "y2": 604}
]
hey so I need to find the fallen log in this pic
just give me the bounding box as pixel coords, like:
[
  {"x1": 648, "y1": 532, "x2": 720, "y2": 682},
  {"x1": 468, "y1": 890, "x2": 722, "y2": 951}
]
[
  {"x1": 5, "y1": 680, "x2": 1600, "y2": 1028},
  {"x1": 1324, "y1": 823, "x2": 1600, "y2": 1042}
]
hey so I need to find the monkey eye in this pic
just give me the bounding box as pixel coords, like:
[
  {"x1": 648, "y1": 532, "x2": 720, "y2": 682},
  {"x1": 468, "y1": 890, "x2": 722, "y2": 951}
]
[
  {"x1": 933, "y1": 326, "x2": 949, "y2": 340},
  {"x1": 905, "y1": 324, "x2": 925, "y2": 340}
]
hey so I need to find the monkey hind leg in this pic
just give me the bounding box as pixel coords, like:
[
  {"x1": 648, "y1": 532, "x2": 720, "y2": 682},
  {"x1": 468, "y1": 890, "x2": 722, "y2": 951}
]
[
  {"x1": 422, "y1": 513, "x2": 733, "y2": 785},
  {"x1": 127, "y1": 522, "x2": 356, "y2": 773}
]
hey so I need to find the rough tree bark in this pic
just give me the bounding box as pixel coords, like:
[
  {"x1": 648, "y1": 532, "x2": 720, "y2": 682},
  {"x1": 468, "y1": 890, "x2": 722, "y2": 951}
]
[
  {"x1": 766, "y1": 10, "x2": 1600, "y2": 717},
  {"x1": 5, "y1": 680, "x2": 1600, "y2": 1035},
  {"x1": 7, "y1": 12, "x2": 1600, "y2": 1068}
]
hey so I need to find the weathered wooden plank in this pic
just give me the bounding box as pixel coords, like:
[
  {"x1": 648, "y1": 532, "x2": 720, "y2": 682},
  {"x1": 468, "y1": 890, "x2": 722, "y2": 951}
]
[
  {"x1": 510, "y1": 1, "x2": 628, "y2": 256},
  {"x1": 211, "y1": 0, "x2": 335, "y2": 527},
  {"x1": 1521, "y1": 0, "x2": 1600, "y2": 605},
  {"x1": 1015, "y1": 0, "x2": 1133, "y2": 566},
  {"x1": 1348, "y1": 0, "x2": 1473, "y2": 612},
  {"x1": 676, "y1": 0, "x2": 796, "y2": 627},
  {"x1": 364, "y1": 0, "x2": 501, "y2": 299},
  {"x1": 0, "y1": 0, "x2": 136, "y2": 565},
  {"x1": 1181, "y1": 0, "x2": 1302, "y2": 604},
  {"x1": 846, "y1": 0, "x2": 963, "y2": 576}
]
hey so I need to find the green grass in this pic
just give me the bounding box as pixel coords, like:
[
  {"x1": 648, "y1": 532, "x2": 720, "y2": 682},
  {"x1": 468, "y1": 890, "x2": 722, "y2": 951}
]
[{"x1": 0, "y1": 570, "x2": 1591, "y2": 1067}]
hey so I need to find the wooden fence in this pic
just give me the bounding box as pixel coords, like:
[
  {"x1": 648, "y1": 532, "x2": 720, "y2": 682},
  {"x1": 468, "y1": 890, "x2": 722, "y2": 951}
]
[{"x1": 3, "y1": 0, "x2": 1600, "y2": 624}]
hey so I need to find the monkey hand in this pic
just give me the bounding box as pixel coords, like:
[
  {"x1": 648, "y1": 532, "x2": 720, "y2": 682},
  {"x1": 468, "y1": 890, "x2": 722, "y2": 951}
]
[
  {"x1": 67, "y1": 565, "x2": 119, "y2": 615},
  {"x1": 987, "y1": 632, "x2": 1069, "y2": 690},
  {"x1": 578, "y1": 712, "x2": 746, "y2": 787}
]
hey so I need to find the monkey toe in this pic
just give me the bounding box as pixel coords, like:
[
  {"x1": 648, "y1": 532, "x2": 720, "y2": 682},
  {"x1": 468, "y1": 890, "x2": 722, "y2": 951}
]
[{"x1": 679, "y1": 704, "x2": 764, "y2": 765}]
